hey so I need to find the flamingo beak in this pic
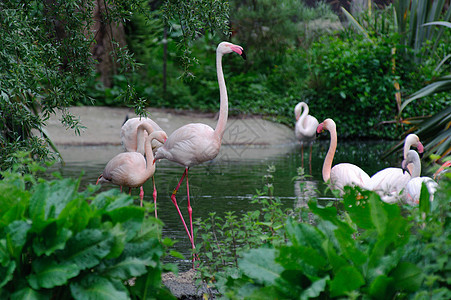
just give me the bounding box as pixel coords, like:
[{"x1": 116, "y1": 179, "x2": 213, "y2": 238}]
[
  {"x1": 417, "y1": 142, "x2": 424, "y2": 158},
  {"x1": 96, "y1": 174, "x2": 103, "y2": 185},
  {"x1": 231, "y1": 45, "x2": 246, "y2": 60},
  {"x1": 316, "y1": 123, "x2": 324, "y2": 137},
  {"x1": 401, "y1": 160, "x2": 408, "y2": 174}
]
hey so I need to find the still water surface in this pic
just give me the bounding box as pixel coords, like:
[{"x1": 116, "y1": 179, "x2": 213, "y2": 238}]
[{"x1": 50, "y1": 140, "x2": 402, "y2": 271}]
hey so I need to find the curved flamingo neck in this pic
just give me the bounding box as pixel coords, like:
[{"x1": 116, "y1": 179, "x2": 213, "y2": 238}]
[
  {"x1": 297, "y1": 103, "x2": 311, "y2": 135},
  {"x1": 409, "y1": 152, "x2": 421, "y2": 178},
  {"x1": 137, "y1": 122, "x2": 154, "y2": 154},
  {"x1": 323, "y1": 124, "x2": 337, "y2": 182},
  {"x1": 214, "y1": 51, "x2": 228, "y2": 140},
  {"x1": 143, "y1": 132, "x2": 162, "y2": 177}
]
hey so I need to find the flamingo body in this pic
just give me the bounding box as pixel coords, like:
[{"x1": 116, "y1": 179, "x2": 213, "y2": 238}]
[
  {"x1": 121, "y1": 117, "x2": 165, "y2": 154},
  {"x1": 402, "y1": 150, "x2": 438, "y2": 205},
  {"x1": 97, "y1": 131, "x2": 167, "y2": 206},
  {"x1": 154, "y1": 41, "x2": 245, "y2": 256},
  {"x1": 294, "y1": 102, "x2": 318, "y2": 143},
  {"x1": 317, "y1": 118, "x2": 370, "y2": 193}
]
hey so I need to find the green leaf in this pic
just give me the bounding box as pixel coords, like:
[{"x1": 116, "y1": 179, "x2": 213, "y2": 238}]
[
  {"x1": 32, "y1": 222, "x2": 72, "y2": 256},
  {"x1": 329, "y1": 265, "x2": 365, "y2": 297},
  {"x1": 57, "y1": 229, "x2": 114, "y2": 270},
  {"x1": 300, "y1": 276, "x2": 329, "y2": 300},
  {"x1": 45, "y1": 178, "x2": 78, "y2": 218},
  {"x1": 70, "y1": 275, "x2": 128, "y2": 300},
  {"x1": 10, "y1": 286, "x2": 50, "y2": 300},
  {"x1": 369, "y1": 193, "x2": 388, "y2": 236},
  {"x1": 5, "y1": 220, "x2": 31, "y2": 258},
  {"x1": 239, "y1": 248, "x2": 283, "y2": 285},
  {"x1": 101, "y1": 257, "x2": 148, "y2": 279},
  {"x1": 0, "y1": 260, "x2": 16, "y2": 289},
  {"x1": 28, "y1": 183, "x2": 47, "y2": 224},
  {"x1": 369, "y1": 275, "x2": 394, "y2": 299},
  {"x1": 391, "y1": 262, "x2": 423, "y2": 292},
  {"x1": 28, "y1": 257, "x2": 80, "y2": 289}
]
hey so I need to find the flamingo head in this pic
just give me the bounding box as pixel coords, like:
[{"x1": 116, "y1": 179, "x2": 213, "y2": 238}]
[
  {"x1": 405, "y1": 134, "x2": 424, "y2": 158},
  {"x1": 218, "y1": 42, "x2": 246, "y2": 60},
  {"x1": 316, "y1": 118, "x2": 335, "y2": 136}
]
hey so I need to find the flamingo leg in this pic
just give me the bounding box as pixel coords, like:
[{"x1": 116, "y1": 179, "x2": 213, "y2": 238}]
[
  {"x1": 171, "y1": 169, "x2": 195, "y2": 249},
  {"x1": 186, "y1": 168, "x2": 194, "y2": 249},
  {"x1": 152, "y1": 176, "x2": 158, "y2": 218},
  {"x1": 139, "y1": 186, "x2": 144, "y2": 207},
  {"x1": 309, "y1": 143, "x2": 313, "y2": 174},
  {"x1": 301, "y1": 144, "x2": 304, "y2": 169}
]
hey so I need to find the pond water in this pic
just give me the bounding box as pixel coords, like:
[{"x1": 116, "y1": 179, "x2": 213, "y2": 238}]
[{"x1": 49, "y1": 139, "x2": 403, "y2": 271}]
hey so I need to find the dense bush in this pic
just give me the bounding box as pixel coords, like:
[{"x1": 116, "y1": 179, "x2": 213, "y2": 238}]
[
  {"x1": 195, "y1": 168, "x2": 451, "y2": 299},
  {"x1": 0, "y1": 155, "x2": 176, "y2": 299}
]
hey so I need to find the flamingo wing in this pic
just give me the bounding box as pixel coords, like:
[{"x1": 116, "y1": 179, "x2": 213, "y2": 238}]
[
  {"x1": 103, "y1": 152, "x2": 147, "y2": 187},
  {"x1": 330, "y1": 163, "x2": 371, "y2": 191}
]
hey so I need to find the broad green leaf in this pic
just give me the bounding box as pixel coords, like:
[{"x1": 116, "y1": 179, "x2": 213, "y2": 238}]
[
  {"x1": 70, "y1": 275, "x2": 128, "y2": 300},
  {"x1": 11, "y1": 286, "x2": 50, "y2": 300},
  {"x1": 300, "y1": 276, "x2": 329, "y2": 300},
  {"x1": 369, "y1": 275, "x2": 394, "y2": 299},
  {"x1": 45, "y1": 179, "x2": 78, "y2": 219},
  {"x1": 329, "y1": 265, "x2": 365, "y2": 297},
  {"x1": 419, "y1": 183, "x2": 431, "y2": 215},
  {"x1": 391, "y1": 262, "x2": 423, "y2": 292},
  {"x1": 5, "y1": 220, "x2": 31, "y2": 258},
  {"x1": 29, "y1": 183, "x2": 47, "y2": 223},
  {"x1": 28, "y1": 257, "x2": 80, "y2": 289},
  {"x1": 105, "y1": 206, "x2": 144, "y2": 241},
  {"x1": 369, "y1": 193, "x2": 388, "y2": 236},
  {"x1": 239, "y1": 248, "x2": 283, "y2": 285},
  {"x1": 343, "y1": 191, "x2": 375, "y2": 229},
  {"x1": 32, "y1": 222, "x2": 72, "y2": 256},
  {"x1": 57, "y1": 229, "x2": 114, "y2": 270},
  {"x1": 101, "y1": 257, "x2": 148, "y2": 279},
  {"x1": 285, "y1": 219, "x2": 325, "y2": 252},
  {"x1": 91, "y1": 189, "x2": 128, "y2": 210},
  {"x1": 0, "y1": 260, "x2": 15, "y2": 288},
  {"x1": 58, "y1": 198, "x2": 92, "y2": 233},
  {"x1": 334, "y1": 226, "x2": 366, "y2": 266},
  {"x1": 278, "y1": 245, "x2": 327, "y2": 277}
]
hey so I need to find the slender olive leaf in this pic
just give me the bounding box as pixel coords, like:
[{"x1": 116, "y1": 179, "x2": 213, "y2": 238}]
[
  {"x1": 329, "y1": 265, "x2": 365, "y2": 297},
  {"x1": 70, "y1": 275, "x2": 128, "y2": 300},
  {"x1": 340, "y1": 7, "x2": 372, "y2": 42},
  {"x1": 391, "y1": 262, "x2": 424, "y2": 292},
  {"x1": 423, "y1": 21, "x2": 451, "y2": 29},
  {"x1": 238, "y1": 248, "x2": 283, "y2": 285},
  {"x1": 28, "y1": 257, "x2": 80, "y2": 289},
  {"x1": 400, "y1": 76, "x2": 451, "y2": 112}
]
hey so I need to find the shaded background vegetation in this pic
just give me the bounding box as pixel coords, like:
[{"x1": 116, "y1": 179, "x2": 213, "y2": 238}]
[{"x1": 1, "y1": 0, "x2": 450, "y2": 169}]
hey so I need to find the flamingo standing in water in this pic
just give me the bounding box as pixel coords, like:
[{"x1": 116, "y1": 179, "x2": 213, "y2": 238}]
[
  {"x1": 402, "y1": 150, "x2": 438, "y2": 205},
  {"x1": 121, "y1": 117, "x2": 167, "y2": 217},
  {"x1": 367, "y1": 134, "x2": 424, "y2": 203},
  {"x1": 316, "y1": 118, "x2": 371, "y2": 193},
  {"x1": 154, "y1": 41, "x2": 245, "y2": 251},
  {"x1": 294, "y1": 102, "x2": 318, "y2": 172},
  {"x1": 97, "y1": 130, "x2": 167, "y2": 207}
]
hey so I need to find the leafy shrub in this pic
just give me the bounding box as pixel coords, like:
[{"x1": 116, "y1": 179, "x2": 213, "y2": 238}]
[
  {"x1": 0, "y1": 156, "x2": 176, "y2": 299},
  {"x1": 195, "y1": 165, "x2": 451, "y2": 299}
]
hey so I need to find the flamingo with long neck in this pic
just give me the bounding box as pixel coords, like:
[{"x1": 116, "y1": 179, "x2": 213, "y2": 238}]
[
  {"x1": 121, "y1": 119, "x2": 167, "y2": 217},
  {"x1": 294, "y1": 102, "x2": 318, "y2": 172},
  {"x1": 402, "y1": 150, "x2": 437, "y2": 205},
  {"x1": 317, "y1": 118, "x2": 371, "y2": 193},
  {"x1": 154, "y1": 42, "x2": 245, "y2": 252},
  {"x1": 97, "y1": 130, "x2": 167, "y2": 207},
  {"x1": 367, "y1": 134, "x2": 424, "y2": 203}
]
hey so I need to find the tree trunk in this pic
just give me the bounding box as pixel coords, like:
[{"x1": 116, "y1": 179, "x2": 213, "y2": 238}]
[{"x1": 91, "y1": 0, "x2": 127, "y2": 88}]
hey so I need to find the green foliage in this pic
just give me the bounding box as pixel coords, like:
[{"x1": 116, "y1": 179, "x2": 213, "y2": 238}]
[
  {"x1": 195, "y1": 166, "x2": 451, "y2": 299},
  {"x1": 0, "y1": 156, "x2": 176, "y2": 299}
]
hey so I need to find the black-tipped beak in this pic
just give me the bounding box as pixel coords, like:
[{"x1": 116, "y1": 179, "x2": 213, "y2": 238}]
[
  {"x1": 241, "y1": 51, "x2": 247, "y2": 60},
  {"x1": 401, "y1": 160, "x2": 408, "y2": 174}
]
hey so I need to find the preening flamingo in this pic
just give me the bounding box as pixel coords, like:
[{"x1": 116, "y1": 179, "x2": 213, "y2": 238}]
[
  {"x1": 155, "y1": 41, "x2": 245, "y2": 252},
  {"x1": 294, "y1": 102, "x2": 318, "y2": 172},
  {"x1": 366, "y1": 134, "x2": 424, "y2": 203},
  {"x1": 316, "y1": 118, "x2": 371, "y2": 193},
  {"x1": 96, "y1": 130, "x2": 168, "y2": 207},
  {"x1": 402, "y1": 150, "x2": 438, "y2": 205},
  {"x1": 121, "y1": 117, "x2": 167, "y2": 217}
]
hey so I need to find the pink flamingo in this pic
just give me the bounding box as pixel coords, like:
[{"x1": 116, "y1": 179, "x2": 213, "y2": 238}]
[
  {"x1": 367, "y1": 134, "x2": 424, "y2": 203},
  {"x1": 154, "y1": 42, "x2": 245, "y2": 251},
  {"x1": 97, "y1": 130, "x2": 167, "y2": 207},
  {"x1": 316, "y1": 118, "x2": 371, "y2": 193},
  {"x1": 294, "y1": 102, "x2": 318, "y2": 172},
  {"x1": 402, "y1": 150, "x2": 438, "y2": 205},
  {"x1": 121, "y1": 117, "x2": 167, "y2": 217}
]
